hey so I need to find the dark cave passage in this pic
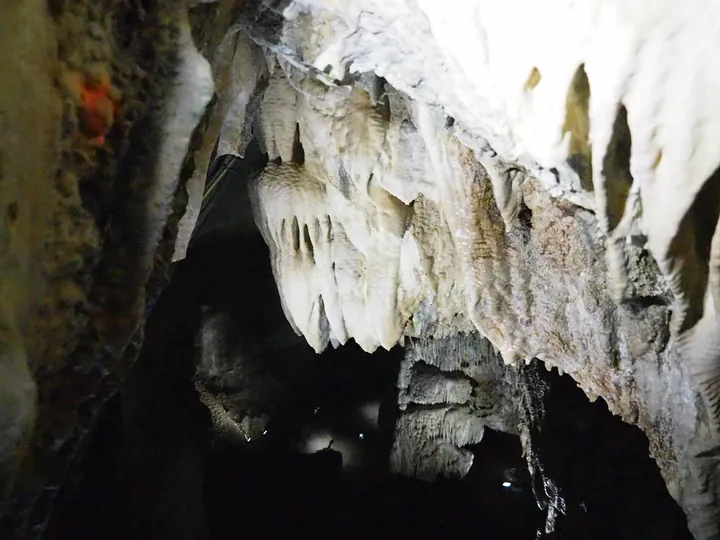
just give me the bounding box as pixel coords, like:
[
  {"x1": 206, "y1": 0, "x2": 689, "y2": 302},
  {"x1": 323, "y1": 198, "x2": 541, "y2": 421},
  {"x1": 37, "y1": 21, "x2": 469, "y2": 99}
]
[
  {"x1": 43, "y1": 220, "x2": 540, "y2": 539},
  {"x1": 204, "y1": 429, "x2": 538, "y2": 539},
  {"x1": 41, "y1": 153, "x2": 691, "y2": 540},
  {"x1": 520, "y1": 360, "x2": 693, "y2": 539}
]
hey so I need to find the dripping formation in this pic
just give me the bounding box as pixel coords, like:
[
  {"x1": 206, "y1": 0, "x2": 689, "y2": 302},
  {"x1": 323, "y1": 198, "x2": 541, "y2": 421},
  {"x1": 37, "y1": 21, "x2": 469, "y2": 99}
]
[{"x1": 2, "y1": 1, "x2": 720, "y2": 539}]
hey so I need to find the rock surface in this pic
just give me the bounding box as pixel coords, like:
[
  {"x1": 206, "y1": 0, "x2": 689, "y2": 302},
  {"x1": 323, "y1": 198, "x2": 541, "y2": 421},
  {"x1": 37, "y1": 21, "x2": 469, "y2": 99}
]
[
  {"x1": 3, "y1": 1, "x2": 720, "y2": 538},
  {"x1": 0, "y1": 0, "x2": 220, "y2": 536},
  {"x1": 213, "y1": 2, "x2": 720, "y2": 538},
  {"x1": 391, "y1": 333, "x2": 519, "y2": 481}
]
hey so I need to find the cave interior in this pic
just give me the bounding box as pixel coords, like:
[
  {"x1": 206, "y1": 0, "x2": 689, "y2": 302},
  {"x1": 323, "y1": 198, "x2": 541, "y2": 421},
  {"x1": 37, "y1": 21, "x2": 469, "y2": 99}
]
[
  {"x1": 3, "y1": 1, "x2": 720, "y2": 539},
  {"x1": 42, "y1": 150, "x2": 691, "y2": 540}
]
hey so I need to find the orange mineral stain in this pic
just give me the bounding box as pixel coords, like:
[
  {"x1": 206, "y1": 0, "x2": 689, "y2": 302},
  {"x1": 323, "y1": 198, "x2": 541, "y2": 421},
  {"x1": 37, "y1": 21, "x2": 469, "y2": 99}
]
[{"x1": 73, "y1": 72, "x2": 120, "y2": 146}]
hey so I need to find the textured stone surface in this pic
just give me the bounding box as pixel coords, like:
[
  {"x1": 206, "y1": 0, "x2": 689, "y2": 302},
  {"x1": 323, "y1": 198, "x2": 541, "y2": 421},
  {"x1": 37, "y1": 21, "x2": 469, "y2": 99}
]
[
  {"x1": 232, "y1": 2, "x2": 720, "y2": 537},
  {"x1": 0, "y1": 1, "x2": 219, "y2": 536},
  {"x1": 391, "y1": 333, "x2": 519, "y2": 481}
]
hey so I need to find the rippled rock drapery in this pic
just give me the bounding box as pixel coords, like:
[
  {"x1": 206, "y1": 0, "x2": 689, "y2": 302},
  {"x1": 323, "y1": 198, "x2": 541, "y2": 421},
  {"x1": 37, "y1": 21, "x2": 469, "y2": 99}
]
[
  {"x1": 390, "y1": 333, "x2": 519, "y2": 481},
  {"x1": 193, "y1": 2, "x2": 720, "y2": 538},
  {"x1": 243, "y1": 57, "x2": 708, "y2": 532}
]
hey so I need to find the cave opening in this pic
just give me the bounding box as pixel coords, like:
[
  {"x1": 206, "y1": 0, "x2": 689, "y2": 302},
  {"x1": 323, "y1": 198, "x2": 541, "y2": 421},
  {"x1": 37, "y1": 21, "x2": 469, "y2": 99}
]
[{"x1": 41, "y1": 151, "x2": 690, "y2": 540}]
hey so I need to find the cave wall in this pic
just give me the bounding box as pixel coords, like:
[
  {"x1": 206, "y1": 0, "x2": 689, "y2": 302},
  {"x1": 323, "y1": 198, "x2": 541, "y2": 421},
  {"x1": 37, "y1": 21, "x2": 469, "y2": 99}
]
[{"x1": 0, "y1": 0, "x2": 235, "y2": 536}]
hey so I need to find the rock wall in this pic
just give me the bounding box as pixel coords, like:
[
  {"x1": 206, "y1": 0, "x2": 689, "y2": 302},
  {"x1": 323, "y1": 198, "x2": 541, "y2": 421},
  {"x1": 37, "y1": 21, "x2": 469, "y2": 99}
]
[{"x1": 0, "y1": 0, "x2": 224, "y2": 536}]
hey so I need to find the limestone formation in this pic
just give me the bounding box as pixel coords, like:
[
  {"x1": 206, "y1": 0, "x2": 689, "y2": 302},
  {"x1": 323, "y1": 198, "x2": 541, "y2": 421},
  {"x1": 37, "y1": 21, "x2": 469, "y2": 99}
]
[
  {"x1": 391, "y1": 333, "x2": 519, "y2": 481},
  {"x1": 226, "y1": 2, "x2": 720, "y2": 537},
  {"x1": 3, "y1": 0, "x2": 720, "y2": 538}
]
